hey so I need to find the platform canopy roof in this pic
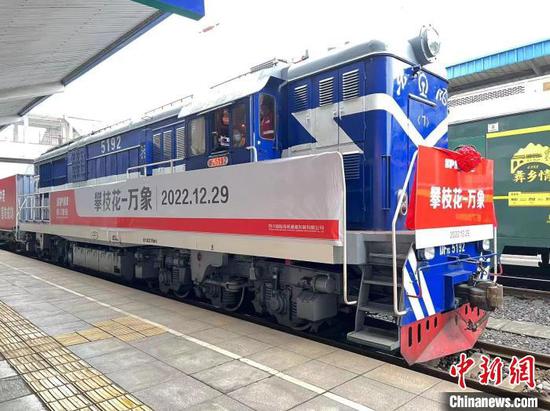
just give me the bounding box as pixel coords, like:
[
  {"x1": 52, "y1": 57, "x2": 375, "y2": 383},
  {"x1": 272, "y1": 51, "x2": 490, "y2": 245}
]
[
  {"x1": 447, "y1": 39, "x2": 550, "y2": 92},
  {"x1": 0, "y1": 0, "x2": 204, "y2": 128}
]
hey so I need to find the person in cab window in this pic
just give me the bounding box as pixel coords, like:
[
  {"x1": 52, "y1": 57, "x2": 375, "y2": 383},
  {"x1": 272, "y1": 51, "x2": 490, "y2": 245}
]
[
  {"x1": 260, "y1": 96, "x2": 275, "y2": 139},
  {"x1": 232, "y1": 122, "x2": 247, "y2": 147},
  {"x1": 214, "y1": 108, "x2": 230, "y2": 151},
  {"x1": 232, "y1": 104, "x2": 247, "y2": 148},
  {"x1": 221, "y1": 109, "x2": 230, "y2": 137}
]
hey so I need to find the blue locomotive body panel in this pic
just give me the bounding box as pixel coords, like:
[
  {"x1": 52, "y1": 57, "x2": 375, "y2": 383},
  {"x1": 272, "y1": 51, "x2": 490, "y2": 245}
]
[
  {"x1": 85, "y1": 128, "x2": 145, "y2": 180},
  {"x1": 285, "y1": 54, "x2": 448, "y2": 231}
]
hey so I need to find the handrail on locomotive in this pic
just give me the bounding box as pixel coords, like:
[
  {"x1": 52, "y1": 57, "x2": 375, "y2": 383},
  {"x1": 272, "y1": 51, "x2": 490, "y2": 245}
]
[
  {"x1": 126, "y1": 146, "x2": 258, "y2": 178},
  {"x1": 392, "y1": 150, "x2": 418, "y2": 316},
  {"x1": 126, "y1": 157, "x2": 186, "y2": 177}
]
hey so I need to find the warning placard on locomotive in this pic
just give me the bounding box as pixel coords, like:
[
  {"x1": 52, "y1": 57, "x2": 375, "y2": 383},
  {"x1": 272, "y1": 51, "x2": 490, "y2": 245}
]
[
  {"x1": 407, "y1": 146, "x2": 496, "y2": 248},
  {"x1": 50, "y1": 152, "x2": 345, "y2": 243},
  {"x1": 0, "y1": 176, "x2": 16, "y2": 230}
]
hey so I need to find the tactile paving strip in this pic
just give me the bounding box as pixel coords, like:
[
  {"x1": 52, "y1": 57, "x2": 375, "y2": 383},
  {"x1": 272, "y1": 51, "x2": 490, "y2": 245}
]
[
  {"x1": 0, "y1": 302, "x2": 152, "y2": 411},
  {"x1": 54, "y1": 317, "x2": 166, "y2": 347}
]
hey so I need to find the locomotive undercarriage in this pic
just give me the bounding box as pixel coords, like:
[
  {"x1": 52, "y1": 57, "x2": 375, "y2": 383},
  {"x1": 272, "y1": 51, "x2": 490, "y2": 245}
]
[
  {"x1": 17, "y1": 231, "x2": 502, "y2": 359},
  {"x1": 22, "y1": 232, "x2": 360, "y2": 331}
]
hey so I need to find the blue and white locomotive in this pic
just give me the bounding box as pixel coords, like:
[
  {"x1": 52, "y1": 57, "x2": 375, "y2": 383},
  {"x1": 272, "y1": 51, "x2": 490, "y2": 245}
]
[{"x1": 15, "y1": 26, "x2": 502, "y2": 364}]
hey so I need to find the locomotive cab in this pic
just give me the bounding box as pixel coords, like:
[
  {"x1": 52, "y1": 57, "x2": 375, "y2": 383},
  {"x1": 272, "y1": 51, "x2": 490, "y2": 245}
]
[
  {"x1": 179, "y1": 62, "x2": 286, "y2": 169},
  {"x1": 184, "y1": 98, "x2": 253, "y2": 171}
]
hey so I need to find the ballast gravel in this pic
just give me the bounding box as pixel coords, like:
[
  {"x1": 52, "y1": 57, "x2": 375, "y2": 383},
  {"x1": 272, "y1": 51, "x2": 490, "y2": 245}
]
[
  {"x1": 491, "y1": 295, "x2": 550, "y2": 327},
  {"x1": 480, "y1": 329, "x2": 550, "y2": 355}
]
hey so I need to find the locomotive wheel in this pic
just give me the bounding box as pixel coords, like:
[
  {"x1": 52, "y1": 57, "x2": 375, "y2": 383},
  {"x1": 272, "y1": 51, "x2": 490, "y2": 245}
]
[
  {"x1": 59, "y1": 242, "x2": 70, "y2": 266},
  {"x1": 158, "y1": 279, "x2": 170, "y2": 295},
  {"x1": 173, "y1": 287, "x2": 191, "y2": 299},
  {"x1": 290, "y1": 321, "x2": 312, "y2": 332},
  {"x1": 158, "y1": 281, "x2": 170, "y2": 295},
  {"x1": 221, "y1": 288, "x2": 246, "y2": 312},
  {"x1": 158, "y1": 271, "x2": 170, "y2": 295},
  {"x1": 66, "y1": 247, "x2": 74, "y2": 268}
]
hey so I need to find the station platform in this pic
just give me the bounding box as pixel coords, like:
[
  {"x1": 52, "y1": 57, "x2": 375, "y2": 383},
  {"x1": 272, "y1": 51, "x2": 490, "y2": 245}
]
[{"x1": 0, "y1": 250, "x2": 471, "y2": 411}]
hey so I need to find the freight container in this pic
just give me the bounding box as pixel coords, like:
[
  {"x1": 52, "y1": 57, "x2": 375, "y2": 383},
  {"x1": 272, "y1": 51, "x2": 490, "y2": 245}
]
[
  {"x1": 448, "y1": 76, "x2": 550, "y2": 267},
  {"x1": 0, "y1": 174, "x2": 35, "y2": 242}
]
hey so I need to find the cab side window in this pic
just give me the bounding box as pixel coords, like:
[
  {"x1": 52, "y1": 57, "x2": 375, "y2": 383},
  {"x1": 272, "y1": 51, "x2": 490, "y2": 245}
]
[
  {"x1": 190, "y1": 117, "x2": 205, "y2": 156},
  {"x1": 212, "y1": 108, "x2": 230, "y2": 152},
  {"x1": 232, "y1": 102, "x2": 247, "y2": 147},
  {"x1": 260, "y1": 94, "x2": 276, "y2": 140}
]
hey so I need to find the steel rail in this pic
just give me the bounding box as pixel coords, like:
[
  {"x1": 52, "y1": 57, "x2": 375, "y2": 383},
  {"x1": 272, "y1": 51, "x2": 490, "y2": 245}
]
[
  {"x1": 503, "y1": 285, "x2": 550, "y2": 299},
  {"x1": 476, "y1": 341, "x2": 550, "y2": 369}
]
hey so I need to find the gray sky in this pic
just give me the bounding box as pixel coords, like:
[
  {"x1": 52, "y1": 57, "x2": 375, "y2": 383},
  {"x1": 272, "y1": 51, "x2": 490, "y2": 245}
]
[{"x1": 34, "y1": 0, "x2": 550, "y2": 124}]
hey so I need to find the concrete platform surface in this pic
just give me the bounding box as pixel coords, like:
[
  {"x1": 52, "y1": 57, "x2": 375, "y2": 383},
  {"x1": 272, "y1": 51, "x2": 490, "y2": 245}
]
[
  {"x1": 0, "y1": 250, "x2": 468, "y2": 410},
  {"x1": 487, "y1": 316, "x2": 550, "y2": 339}
]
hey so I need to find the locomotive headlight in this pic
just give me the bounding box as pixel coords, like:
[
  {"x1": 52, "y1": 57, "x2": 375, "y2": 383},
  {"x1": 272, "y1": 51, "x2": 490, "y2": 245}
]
[
  {"x1": 482, "y1": 239, "x2": 492, "y2": 251},
  {"x1": 424, "y1": 26, "x2": 441, "y2": 57},
  {"x1": 418, "y1": 246, "x2": 436, "y2": 261},
  {"x1": 410, "y1": 25, "x2": 441, "y2": 65}
]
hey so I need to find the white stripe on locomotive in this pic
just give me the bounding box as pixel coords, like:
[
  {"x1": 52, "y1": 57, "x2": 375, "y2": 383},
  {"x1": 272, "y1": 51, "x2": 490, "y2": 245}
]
[
  {"x1": 286, "y1": 93, "x2": 449, "y2": 156},
  {"x1": 402, "y1": 247, "x2": 424, "y2": 320}
]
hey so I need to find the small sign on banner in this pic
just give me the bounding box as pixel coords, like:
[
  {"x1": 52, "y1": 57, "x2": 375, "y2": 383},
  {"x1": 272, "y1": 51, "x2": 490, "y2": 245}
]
[{"x1": 406, "y1": 146, "x2": 496, "y2": 248}]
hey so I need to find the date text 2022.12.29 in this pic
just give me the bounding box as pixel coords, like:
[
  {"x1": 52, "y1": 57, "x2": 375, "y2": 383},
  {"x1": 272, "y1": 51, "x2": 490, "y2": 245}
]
[{"x1": 160, "y1": 186, "x2": 229, "y2": 206}]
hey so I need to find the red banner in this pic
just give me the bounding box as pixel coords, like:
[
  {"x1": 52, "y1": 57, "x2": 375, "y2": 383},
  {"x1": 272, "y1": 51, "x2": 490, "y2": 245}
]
[
  {"x1": 50, "y1": 190, "x2": 339, "y2": 240},
  {"x1": 48, "y1": 152, "x2": 345, "y2": 243},
  {"x1": 0, "y1": 176, "x2": 16, "y2": 230},
  {"x1": 407, "y1": 146, "x2": 496, "y2": 248}
]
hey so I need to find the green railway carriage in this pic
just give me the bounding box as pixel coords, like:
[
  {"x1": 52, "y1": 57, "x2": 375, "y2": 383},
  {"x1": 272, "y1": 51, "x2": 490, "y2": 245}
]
[
  {"x1": 449, "y1": 109, "x2": 550, "y2": 267},
  {"x1": 446, "y1": 40, "x2": 550, "y2": 267}
]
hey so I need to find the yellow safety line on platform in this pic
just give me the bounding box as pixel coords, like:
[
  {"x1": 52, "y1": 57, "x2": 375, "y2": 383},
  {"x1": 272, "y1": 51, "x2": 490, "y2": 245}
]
[
  {"x1": 0, "y1": 301, "x2": 151, "y2": 411},
  {"x1": 0, "y1": 259, "x2": 375, "y2": 411},
  {"x1": 486, "y1": 124, "x2": 550, "y2": 139}
]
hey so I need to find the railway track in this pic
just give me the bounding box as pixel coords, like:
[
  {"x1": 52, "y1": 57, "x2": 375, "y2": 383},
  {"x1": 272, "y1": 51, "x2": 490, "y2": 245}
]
[
  {"x1": 476, "y1": 341, "x2": 550, "y2": 369},
  {"x1": 504, "y1": 287, "x2": 550, "y2": 299},
  {"x1": 4, "y1": 248, "x2": 550, "y2": 409},
  {"x1": 504, "y1": 285, "x2": 550, "y2": 299}
]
